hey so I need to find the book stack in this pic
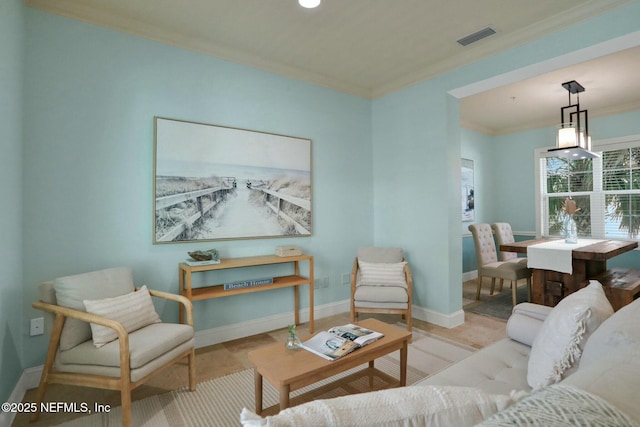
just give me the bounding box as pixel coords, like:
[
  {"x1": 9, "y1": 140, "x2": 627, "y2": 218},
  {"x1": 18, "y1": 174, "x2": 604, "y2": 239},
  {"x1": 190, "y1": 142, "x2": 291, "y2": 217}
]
[{"x1": 223, "y1": 278, "x2": 274, "y2": 291}]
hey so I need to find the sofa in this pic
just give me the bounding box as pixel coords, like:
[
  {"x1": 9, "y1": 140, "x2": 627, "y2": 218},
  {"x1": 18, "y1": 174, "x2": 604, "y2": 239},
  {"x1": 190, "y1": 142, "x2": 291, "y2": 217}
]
[{"x1": 241, "y1": 281, "x2": 640, "y2": 426}]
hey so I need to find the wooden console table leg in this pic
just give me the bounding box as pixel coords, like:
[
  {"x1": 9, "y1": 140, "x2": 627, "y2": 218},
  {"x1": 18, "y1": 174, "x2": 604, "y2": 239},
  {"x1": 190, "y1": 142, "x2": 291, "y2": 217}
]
[
  {"x1": 309, "y1": 257, "x2": 314, "y2": 333},
  {"x1": 294, "y1": 261, "x2": 301, "y2": 327},
  {"x1": 178, "y1": 268, "x2": 185, "y2": 324},
  {"x1": 254, "y1": 368, "x2": 263, "y2": 415}
]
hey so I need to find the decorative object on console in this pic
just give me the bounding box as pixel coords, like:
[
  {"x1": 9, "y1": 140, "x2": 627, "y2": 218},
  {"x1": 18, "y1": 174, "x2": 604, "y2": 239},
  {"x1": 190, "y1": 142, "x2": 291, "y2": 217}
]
[
  {"x1": 276, "y1": 245, "x2": 303, "y2": 257},
  {"x1": 188, "y1": 249, "x2": 219, "y2": 261},
  {"x1": 223, "y1": 278, "x2": 274, "y2": 291}
]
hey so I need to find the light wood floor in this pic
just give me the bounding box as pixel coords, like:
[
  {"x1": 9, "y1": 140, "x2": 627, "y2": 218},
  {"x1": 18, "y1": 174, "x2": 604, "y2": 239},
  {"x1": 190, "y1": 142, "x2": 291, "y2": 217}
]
[{"x1": 13, "y1": 280, "x2": 506, "y2": 427}]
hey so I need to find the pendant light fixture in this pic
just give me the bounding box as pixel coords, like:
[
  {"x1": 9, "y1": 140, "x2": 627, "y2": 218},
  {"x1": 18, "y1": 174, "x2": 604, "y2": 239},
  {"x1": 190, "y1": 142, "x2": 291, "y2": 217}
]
[
  {"x1": 548, "y1": 80, "x2": 599, "y2": 160},
  {"x1": 299, "y1": 0, "x2": 321, "y2": 8}
]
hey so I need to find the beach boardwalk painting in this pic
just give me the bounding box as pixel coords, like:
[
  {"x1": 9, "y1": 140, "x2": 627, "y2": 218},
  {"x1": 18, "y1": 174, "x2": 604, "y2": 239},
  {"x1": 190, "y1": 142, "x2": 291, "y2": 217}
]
[{"x1": 153, "y1": 117, "x2": 312, "y2": 243}]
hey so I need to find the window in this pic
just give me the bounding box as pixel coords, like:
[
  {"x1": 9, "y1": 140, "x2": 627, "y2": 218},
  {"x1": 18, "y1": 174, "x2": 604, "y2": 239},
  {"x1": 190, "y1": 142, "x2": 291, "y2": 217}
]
[{"x1": 536, "y1": 135, "x2": 640, "y2": 240}]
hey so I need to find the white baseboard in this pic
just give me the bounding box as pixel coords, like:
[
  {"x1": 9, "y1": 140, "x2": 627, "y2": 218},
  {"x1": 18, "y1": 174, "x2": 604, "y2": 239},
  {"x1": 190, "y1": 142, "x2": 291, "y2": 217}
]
[
  {"x1": 412, "y1": 305, "x2": 465, "y2": 328},
  {"x1": 194, "y1": 299, "x2": 350, "y2": 348},
  {"x1": 0, "y1": 366, "x2": 42, "y2": 427},
  {"x1": 463, "y1": 270, "x2": 477, "y2": 282},
  {"x1": 194, "y1": 299, "x2": 466, "y2": 347}
]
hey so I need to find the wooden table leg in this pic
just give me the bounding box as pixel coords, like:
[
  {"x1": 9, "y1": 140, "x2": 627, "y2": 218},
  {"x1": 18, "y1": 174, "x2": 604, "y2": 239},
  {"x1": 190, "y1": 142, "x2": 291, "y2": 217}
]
[
  {"x1": 279, "y1": 384, "x2": 290, "y2": 410},
  {"x1": 400, "y1": 339, "x2": 408, "y2": 386},
  {"x1": 254, "y1": 368, "x2": 263, "y2": 415}
]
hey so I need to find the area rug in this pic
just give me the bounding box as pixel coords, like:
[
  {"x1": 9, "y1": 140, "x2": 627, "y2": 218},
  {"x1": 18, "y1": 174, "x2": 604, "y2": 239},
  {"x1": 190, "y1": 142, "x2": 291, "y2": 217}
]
[
  {"x1": 465, "y1": 286, "x2": 529, "y2": 320},
  {"x1": 54, "y1": 328, "x2": 475, "y2": 427}
]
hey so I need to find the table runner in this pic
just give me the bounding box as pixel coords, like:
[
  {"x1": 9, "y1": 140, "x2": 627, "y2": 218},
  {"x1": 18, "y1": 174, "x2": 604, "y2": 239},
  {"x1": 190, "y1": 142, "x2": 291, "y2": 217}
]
[{"x1": 527, "y1": 239, "x2": 605, "y2": 274}]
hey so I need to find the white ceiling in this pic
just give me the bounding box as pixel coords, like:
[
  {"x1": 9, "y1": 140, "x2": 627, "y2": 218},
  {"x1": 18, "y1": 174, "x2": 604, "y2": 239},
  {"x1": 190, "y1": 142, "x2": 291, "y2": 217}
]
[{"x1": 25, "y1": 0, "x2": 640, "y2": 135}]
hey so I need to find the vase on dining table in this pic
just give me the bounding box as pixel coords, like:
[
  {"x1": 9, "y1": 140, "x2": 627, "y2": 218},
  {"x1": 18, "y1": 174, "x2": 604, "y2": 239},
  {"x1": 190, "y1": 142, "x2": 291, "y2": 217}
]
[{"x1": 564, "y1": 214, "x2": 578, "y2": 244}]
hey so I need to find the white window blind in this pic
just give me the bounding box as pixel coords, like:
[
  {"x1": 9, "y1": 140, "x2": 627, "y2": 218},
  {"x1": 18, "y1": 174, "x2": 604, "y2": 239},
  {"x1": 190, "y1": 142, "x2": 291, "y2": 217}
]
[{"x1": 536, "y1": 135, "x2": 640, "y2": 241}]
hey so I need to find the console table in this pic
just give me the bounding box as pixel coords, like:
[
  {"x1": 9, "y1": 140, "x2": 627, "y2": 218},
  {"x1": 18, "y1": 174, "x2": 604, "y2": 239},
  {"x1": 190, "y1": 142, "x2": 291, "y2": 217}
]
[{"x1": 178, "y1": 254, "x2": 314, "y2": 332}]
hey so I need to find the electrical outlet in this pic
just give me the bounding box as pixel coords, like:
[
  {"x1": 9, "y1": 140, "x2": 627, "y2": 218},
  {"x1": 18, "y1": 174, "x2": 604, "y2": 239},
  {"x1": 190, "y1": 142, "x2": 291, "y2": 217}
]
[
  {"x1": 314, "y1": 278, "x2": 320, "y2": 289},
  {"x1": 321, "y1": 277, "x2": 329, "y2": 288},
  {"x1": 30, "y1": 317, "x2": 44, "y2": 336},
  {"x1": 342, "y1": 273, "x2": 350, "y2": 285}
]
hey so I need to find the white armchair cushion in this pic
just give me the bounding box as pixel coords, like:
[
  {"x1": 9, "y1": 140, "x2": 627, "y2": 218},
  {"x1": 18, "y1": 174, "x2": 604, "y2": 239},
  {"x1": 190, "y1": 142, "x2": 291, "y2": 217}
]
[
  {"x1": 357, "y1": 261, "x2": 407, "y2": 288},
  {"x1": 54, "y1": 267, "x2": 135, "y2": 350},
  {"x1": 526, "y1": 281, "x2": 613, "y2": 390},
  {"x1": 58, "y1": 323, "x2": 194, "y2": 369},
  {"x1": 241, "y1": 386, "x2": 515, "y2": 427},
  {"x1": 83, "y1": 285, "x2": 161, "y2": 348},
  {"x1": 354, "y1": 286, "x2": 408, "y2": 304}
]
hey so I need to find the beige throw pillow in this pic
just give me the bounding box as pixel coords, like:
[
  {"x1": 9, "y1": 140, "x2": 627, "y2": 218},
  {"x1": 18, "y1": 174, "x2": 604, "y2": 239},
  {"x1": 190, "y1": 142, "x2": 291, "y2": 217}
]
[
  {"x1": 83, "y1": 285, "x2": 161, "y2": 348},
  {"x1": 526, "y1": 281, "x2": 613, "y2": 390},
  {"x1": 357, "y1": 260, "x2": 407, "y2": 288}
]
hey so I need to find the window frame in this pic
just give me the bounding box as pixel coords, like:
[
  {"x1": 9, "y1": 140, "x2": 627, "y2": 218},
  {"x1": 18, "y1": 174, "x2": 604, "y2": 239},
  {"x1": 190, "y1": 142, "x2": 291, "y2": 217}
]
[{"x1": 535, "y1": 134, "x2": 640, "y2": 239}]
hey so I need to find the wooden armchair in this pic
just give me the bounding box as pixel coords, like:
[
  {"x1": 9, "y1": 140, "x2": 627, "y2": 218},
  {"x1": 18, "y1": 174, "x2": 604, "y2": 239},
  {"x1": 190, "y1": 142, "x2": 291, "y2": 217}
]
[
  {"x1": 31, "y1": 267, "x2": 196, "y2": 427},
  {"x1": 350, "y1": 247, "x2": 413, "y2": 331}
]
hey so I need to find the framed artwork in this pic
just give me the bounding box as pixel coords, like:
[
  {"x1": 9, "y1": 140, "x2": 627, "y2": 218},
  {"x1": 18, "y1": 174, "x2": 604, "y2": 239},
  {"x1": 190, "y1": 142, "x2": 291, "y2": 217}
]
[
  {"x1": 461, "y1": 158, "x2": 475, "y2": 222},
  {"x1": 153, "y1": 117, "x2": 312, "y2": 244}
]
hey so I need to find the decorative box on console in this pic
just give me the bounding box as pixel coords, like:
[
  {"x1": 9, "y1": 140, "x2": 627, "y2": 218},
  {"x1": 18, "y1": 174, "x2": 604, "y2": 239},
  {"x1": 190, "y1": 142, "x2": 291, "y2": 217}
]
[{"x1": 276, "y1": 245, "x2": 302, "y2": 257}]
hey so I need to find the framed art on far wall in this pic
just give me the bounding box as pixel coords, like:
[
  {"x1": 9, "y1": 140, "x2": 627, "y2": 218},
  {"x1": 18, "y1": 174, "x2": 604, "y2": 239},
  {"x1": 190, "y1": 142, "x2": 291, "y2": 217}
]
[
  {"x1": 153, "y1": 117, "x2": 312, "y2": 244},
  {"x1": 461, "y1": 158, "x2": 474, "y2": 222}
]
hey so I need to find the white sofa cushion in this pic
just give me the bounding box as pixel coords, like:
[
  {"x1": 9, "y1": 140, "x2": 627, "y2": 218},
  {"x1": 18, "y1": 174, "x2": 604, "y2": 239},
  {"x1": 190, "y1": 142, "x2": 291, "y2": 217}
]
[
  {"x1": 54, "y1": 267, "x2": 135, "y2": 351},
  {"x1": 579, "y1": 296, "x2": 640, "y2": 369},
  {"x1": 561, "y1": 298, "x2": 640, "y2": 423},
  {"x1": 83, "y1": 285, "x2": 161, "y2": 348},
  {"x1": 527, "y1": 281, "x2": 613, "y2": 390},
  {"x1": 240, "y1": 386, "x2": 515, "y2": 427},
  {"x1": 416, "y1": 339, "x2": 531, "y2": 395}
]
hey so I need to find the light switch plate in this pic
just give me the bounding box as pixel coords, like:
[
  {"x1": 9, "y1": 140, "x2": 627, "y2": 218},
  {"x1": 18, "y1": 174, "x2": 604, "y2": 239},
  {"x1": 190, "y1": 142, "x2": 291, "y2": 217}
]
[{"x1": 30, "y1": 317, "x2": 44, "y2": 336}]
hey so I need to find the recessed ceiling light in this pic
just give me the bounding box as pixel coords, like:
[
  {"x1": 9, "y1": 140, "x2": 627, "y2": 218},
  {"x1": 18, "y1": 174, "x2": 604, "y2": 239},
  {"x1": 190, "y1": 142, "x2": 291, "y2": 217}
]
[{"x1": 299, "y1": 0, "x2": 321, "y2": 8}]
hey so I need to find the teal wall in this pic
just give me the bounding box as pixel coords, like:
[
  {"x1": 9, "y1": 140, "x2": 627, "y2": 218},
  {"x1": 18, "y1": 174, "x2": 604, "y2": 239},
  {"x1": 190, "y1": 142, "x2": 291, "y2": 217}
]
[
  {"x1": 0, "y1": 0, "x2": 25, "y2": 403},
  {"x1": 21, "y1": 9, "x2": 373, "y2": 368},
  {"x1": 3, "y1": 0, "x2": 640, "y2": 402}
]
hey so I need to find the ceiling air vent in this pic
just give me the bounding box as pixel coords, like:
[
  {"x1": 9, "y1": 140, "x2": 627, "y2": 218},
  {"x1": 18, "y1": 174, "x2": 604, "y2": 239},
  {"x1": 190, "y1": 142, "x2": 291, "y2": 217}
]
[{"x1": 457, "y1": 27, "x2": 496, "y2": 46}]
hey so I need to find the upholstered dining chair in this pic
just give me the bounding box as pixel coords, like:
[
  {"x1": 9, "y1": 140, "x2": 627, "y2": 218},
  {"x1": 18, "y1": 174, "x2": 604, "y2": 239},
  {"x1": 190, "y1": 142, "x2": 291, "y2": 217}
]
[
  {"x1": 469, "y1": 224, "x2": 532, "y2": 306},
  {"x1": 31, "y1": 267, "x2": 196, "y2": 427},
  {"x1": 351, "y1": 247, "x2": 413, "y2": 331}
]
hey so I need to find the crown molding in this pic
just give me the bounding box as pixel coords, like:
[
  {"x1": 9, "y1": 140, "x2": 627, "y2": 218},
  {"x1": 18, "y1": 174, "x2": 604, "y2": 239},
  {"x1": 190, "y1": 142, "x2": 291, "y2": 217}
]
[{"x1": 372, "y1": 0, "x2": 635, "y2": 98}]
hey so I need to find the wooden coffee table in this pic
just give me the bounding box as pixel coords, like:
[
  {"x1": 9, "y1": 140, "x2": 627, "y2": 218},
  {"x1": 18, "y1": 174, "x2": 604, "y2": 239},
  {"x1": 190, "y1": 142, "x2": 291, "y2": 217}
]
[{"x1": 248, "y1": 318, "x2": 411, "y2": 415}]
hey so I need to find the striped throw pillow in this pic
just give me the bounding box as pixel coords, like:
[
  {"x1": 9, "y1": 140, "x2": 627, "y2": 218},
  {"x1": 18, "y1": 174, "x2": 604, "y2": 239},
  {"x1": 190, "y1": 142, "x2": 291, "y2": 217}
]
[
  {"x1": 83, "y1": 285, "x2": 161, "y2": 348},
  {"x1": 357, "y1": 260, "x2": 407, "y2": 288}
]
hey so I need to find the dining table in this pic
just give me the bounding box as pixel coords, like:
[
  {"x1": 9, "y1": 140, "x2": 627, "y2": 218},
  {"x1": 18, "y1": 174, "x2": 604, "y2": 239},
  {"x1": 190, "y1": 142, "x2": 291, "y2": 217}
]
[{"x1": 499, "y1": 237, "x2": 638, "y2": 307}]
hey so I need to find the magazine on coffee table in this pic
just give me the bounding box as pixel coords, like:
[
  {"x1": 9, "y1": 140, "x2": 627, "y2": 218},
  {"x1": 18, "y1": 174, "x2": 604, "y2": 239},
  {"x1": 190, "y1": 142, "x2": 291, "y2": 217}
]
[{"x1": 301, "y1": 324, "x2": 384, "y2": 361}]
